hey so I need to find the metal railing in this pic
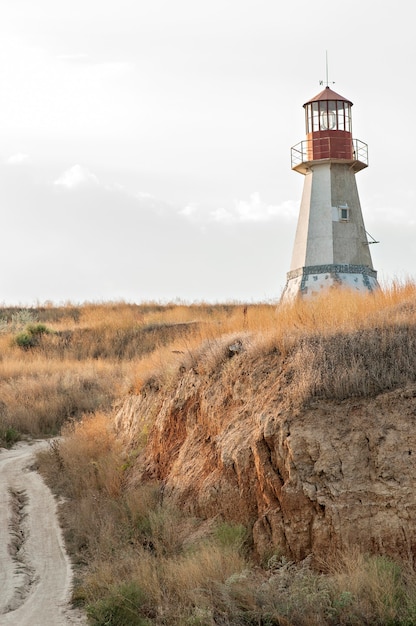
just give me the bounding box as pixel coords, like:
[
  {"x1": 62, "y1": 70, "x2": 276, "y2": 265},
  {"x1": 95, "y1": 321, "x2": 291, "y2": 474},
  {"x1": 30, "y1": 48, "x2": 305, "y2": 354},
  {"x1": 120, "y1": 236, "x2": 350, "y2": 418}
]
[{"x1": 291, "y1": 138, "x2": 368, "y2": 169}]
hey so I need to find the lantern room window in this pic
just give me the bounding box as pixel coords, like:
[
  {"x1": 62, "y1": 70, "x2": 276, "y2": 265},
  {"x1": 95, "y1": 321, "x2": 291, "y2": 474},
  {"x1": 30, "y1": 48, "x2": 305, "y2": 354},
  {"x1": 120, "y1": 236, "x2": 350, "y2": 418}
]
[
  {"x1": 321, "y1": 107, "x2": 336, "y2": 130},
  {"x1": 305, "y1": 100, "x2": 352, "y2": 133},
  {"x1": 337, "y1": 101, "x2": 345, "y2": 130}
]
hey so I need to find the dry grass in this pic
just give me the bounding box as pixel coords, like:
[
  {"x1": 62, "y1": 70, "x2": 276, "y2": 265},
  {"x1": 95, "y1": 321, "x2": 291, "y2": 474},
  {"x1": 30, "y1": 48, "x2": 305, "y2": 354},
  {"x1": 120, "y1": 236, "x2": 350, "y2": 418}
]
[
  {"x1": 5, "y1": 283, "x2": 416, "y2": 623},
  {"x1": 0, "y1": 356, "x2": 128, "y2": 438},
  {"x1": 121, "y1": 283, "x2": 416, "y2": 415},
  {"x1": 323, "y1": 548, "x2": 416, "y2": 625},
  {"x1": 38, "y1": 412, "x2": 251, "y2": 623}
]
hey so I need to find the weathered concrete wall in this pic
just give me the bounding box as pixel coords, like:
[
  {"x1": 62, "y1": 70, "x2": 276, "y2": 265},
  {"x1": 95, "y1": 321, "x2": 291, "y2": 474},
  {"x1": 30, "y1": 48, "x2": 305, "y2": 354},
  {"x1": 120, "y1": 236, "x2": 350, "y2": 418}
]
[
  {"x1": 282, "y1": 160, "x2": 378, "y2": 300},
  {"x1": 290, "y1": 165, "x2": 333, "y2": 270},
  {"x1": 330, "y1": 163, "x2": 373, "y2": 267},
  {"x1": 290, "y1": 162, "x2": 374, "y2": 271}
]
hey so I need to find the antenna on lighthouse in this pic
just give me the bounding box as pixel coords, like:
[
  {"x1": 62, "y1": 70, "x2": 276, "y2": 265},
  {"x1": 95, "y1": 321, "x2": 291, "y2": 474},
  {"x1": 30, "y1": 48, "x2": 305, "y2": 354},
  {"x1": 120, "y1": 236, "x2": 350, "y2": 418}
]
[{"x1": 319, "y1": 51, "x2": 335, "y2": 87}]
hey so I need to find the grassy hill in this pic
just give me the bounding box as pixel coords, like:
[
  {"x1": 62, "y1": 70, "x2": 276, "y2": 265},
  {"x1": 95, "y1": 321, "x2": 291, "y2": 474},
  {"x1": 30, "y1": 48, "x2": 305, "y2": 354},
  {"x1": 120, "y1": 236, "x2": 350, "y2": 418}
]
[{"x1": 2, "y1": 283, "x2": 416, "y2": 624}]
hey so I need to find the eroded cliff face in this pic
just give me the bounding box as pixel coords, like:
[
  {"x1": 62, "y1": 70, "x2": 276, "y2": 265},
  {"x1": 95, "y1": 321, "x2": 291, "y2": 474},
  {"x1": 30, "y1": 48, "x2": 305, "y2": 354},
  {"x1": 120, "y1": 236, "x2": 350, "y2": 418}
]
[{"x1": 115, "y1": 342, "x2": 416, "y2": 563}]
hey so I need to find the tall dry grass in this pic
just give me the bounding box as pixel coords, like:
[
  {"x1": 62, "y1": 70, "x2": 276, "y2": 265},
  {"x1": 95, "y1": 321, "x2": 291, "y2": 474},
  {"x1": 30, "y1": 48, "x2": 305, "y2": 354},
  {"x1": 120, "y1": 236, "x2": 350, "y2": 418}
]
[
  {"x1": 39, "y1": 412, "x2": 416, "y2": 626},
  {"x1": 0, "y1": 302, "x2": 205, "y2": 445},
  {"x1": 5, "y1": 283, "x2": 416, "y2": 623},
  {"x1": 1, "y1": 284, "x2": 414, "y2": 436},
  {"x1": 38, "y1": 412, "x2": 250, "y2": 623},
  {"x1": 0, "y1": 347, "x2": 129, "y2": 440},
  {"x1": 125, "y1": 282, "x2": 416, "y2": 408}
]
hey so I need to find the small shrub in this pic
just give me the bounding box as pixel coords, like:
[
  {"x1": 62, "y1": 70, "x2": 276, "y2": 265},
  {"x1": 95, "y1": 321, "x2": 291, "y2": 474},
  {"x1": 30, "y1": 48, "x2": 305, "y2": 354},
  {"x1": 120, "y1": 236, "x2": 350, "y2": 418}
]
[
  {"x1": 328, "y1": 551, "x2": 416, "y2": 626},
  {"x1": 0, "y1": 426, "x2": 21, "y2": 448},
  {"x1": 0, "y1": 317, "x2": 8, "y2": 333},
  {"x1": 185, "y1": 606, "x2": 215, "y2": 625},
  {"x1": 11, "y1": 309, "x2": 37, "y2": 331},
  {"x1": 14, "y1": 323, "x2": 51, "y2": 350},
  {"x1": 214, "y1": 521, "x2": 249, "y2": 553},
  {"x1": 26, "y1": 323, "x2": 49, "y2": 336},
  {"x1": 86, "y1": 582, "x2": 150, "y2": 625},
  {"x1": 14, "y1": 331, "x2": 36, "y2": 349}
]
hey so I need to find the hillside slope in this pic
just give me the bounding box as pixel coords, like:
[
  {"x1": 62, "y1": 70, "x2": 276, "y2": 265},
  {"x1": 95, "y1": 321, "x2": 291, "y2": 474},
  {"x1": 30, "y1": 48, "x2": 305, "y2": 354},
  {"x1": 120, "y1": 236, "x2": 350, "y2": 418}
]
[{"x1": 116, "y1": 322, "x2": 416, "y2": 563}]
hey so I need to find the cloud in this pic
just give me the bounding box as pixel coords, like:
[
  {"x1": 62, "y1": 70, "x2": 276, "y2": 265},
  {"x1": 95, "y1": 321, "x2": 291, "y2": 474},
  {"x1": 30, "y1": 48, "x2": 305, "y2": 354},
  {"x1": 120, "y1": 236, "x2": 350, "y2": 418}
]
[
  {"x1": 180, "y1": 193, "x2": 298, "y2": 224},
  {"x1": 56, "y1": 54, "x2": 135, "y2": 78},
  {"x1": 54, "y1": 164, "x2": 99, "y2": 189},
  {"x1": 374, "y1": 204, "x2": 414, "y2": 226},
  {"x1": 179, "y1": 203, "x2": 200, "y2": 219},
  {"x1": 6, "y1": 153, "x2": 30, "y2": 165},
  {"x1": 56, "y1": 53, "x2": 89, "y2": 62}
]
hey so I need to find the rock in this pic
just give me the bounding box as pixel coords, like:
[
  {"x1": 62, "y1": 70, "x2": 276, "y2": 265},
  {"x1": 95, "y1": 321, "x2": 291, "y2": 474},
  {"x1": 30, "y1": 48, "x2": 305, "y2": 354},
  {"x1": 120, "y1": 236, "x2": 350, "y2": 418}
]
[
  {"x1": 116, "y1": 349, "x2": 416, "y2": 564},
  {"x1": 228, "y1": 340, "x2": 244, "y2": 357}
]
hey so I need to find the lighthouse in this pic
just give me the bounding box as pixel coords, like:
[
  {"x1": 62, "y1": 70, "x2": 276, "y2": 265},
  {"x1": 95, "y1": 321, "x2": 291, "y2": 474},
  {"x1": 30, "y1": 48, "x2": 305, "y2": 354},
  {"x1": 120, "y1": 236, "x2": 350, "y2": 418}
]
[{"x1": 281, "y1": 84, "x2": 379, "y2": 301}]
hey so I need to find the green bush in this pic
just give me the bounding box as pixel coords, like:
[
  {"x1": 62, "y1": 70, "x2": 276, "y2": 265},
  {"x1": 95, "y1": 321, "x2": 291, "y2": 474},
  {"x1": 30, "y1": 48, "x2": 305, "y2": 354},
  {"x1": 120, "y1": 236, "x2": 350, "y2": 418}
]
[
  {"x1": 0, "y1": 426, "x2": 21, "y2": 448},
  {"x1": 14, "y1": 323, "x2": 51, "y2": 349},
  {"x1": 26, "y1": 323, "x2": 49, "y2": 336},
  {"x1": 214, "y1": 521, "x2": 249, "y2": 552},
  {"x1": 14, "y1": 331, "x2": 36, "y2": 349},
  {"x1": 86, "y1": 582, "x2": 150, "y2": 626}
]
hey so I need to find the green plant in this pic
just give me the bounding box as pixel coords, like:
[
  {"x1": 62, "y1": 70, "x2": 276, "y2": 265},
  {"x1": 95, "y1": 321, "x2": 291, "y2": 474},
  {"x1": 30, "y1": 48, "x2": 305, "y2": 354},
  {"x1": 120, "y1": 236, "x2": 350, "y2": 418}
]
[
  {"x1": 86, "y1": 582, "x2": 150, "y2": 626},
  {"x1": 14, "y1": 323, "x2": 51, "y2": 349},
  {"x1": 26, "y1": 323, "x2": 49, "y2": 335},
  {"x1": 328, "y1": 552, "x2": 416, "y2": 626},
  {"x1": 14, "y1": 330, "x2": 36, "y2": 349},
  {"x1": 214, "y1": 522, "x2": 249, "y2": 553},
  {"x1": 0, "y1": 426, "x2": 20, "y2": 448}
]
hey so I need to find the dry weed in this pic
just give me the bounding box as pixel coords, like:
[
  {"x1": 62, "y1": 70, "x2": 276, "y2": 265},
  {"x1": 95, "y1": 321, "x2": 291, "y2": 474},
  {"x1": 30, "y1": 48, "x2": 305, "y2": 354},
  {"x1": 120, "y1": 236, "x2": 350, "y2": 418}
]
[
  {"x1": 23, "y1": 288, "x2": 416, "y2": 624},
  {"x1": 56, "y1": 413, "x2": 124, "y2": 498},
  {"x1": 325, "y1": 548, "x2": 416, "y2": 624},
  {"x1": 0, "y1": 362, "x2": 126, "y2": 436}
]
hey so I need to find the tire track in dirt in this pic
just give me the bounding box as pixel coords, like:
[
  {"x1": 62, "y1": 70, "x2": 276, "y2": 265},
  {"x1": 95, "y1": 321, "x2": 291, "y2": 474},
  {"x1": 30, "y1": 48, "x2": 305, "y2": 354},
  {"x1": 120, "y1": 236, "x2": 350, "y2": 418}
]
[
  {"x1": 4, "y1": 487, "x2": 38, "y2": 614},
  {"x1": 0, "y1": 441, "x2": 86, "y2": 625}
]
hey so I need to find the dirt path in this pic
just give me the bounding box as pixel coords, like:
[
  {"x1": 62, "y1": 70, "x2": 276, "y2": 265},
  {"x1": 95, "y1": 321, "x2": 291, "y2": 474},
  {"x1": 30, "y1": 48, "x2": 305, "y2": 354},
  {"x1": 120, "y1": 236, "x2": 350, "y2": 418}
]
[{"x1": 0, "y1": 440, "x2": 87, "y2": 625}]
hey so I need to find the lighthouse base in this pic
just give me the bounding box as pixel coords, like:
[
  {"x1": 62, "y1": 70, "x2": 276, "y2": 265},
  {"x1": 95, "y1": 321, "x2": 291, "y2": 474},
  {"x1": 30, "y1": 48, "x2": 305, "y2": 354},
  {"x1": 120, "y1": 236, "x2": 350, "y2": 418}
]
[{"x1": 281, "y1": 264, "x2": 379, "y2": 302}]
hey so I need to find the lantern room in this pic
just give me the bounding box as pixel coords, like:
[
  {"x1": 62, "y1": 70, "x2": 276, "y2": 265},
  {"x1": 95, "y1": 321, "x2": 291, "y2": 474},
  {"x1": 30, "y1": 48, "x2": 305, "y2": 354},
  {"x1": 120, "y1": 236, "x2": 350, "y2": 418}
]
[
  {"x1": 304, "y1": 86, "x2": 352, "y2": 134},
  {"x1": 291, "y1": 85, "x2": 368, "y2": 174},
  {"x1": 305, "y1": 85, "x2": 353, "y2": 161}
]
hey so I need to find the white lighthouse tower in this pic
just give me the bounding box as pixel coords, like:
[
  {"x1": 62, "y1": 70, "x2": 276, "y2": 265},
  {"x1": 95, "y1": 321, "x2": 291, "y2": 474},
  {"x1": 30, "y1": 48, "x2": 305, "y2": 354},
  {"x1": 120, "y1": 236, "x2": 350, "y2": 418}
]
[{"x1": 281, "y1": 84, "x2": 379, "y2": 301}]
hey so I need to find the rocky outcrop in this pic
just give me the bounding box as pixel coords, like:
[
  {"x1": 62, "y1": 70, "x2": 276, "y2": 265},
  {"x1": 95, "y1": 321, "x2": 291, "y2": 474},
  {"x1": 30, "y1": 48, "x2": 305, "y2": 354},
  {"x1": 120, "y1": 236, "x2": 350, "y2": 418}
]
[{"x1": 115, "y1": 334, "x2": 416, "y2": 563}]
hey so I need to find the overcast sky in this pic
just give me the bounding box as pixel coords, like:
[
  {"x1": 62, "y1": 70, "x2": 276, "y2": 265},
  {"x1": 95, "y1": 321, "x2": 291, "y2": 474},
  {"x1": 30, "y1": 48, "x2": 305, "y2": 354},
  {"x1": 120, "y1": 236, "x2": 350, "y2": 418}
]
[{"x1": 0, "y1": 0, "x2": 414, "y2": 305}]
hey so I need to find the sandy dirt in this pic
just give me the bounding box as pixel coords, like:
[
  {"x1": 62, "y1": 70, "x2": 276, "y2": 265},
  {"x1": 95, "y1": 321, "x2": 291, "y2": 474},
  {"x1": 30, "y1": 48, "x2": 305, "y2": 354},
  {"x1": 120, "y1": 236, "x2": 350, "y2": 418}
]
[{"x1": 0, "y1": 440, "x2": 87, "y2": 625}]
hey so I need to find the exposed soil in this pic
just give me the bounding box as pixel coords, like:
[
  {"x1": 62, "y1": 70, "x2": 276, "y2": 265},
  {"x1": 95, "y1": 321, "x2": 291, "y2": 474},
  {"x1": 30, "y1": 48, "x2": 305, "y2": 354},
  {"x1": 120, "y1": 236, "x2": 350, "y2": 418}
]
[{"x1": 0, "y1": 440, "x2": 86, "y2": 625}]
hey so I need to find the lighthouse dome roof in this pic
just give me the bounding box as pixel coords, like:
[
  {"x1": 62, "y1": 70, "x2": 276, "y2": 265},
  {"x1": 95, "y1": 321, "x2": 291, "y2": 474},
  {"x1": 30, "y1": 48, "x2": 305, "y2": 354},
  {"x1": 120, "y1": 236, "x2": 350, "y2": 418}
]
[{"x1": 304, "y1": 85, "x2": 353, "y2": 107}]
